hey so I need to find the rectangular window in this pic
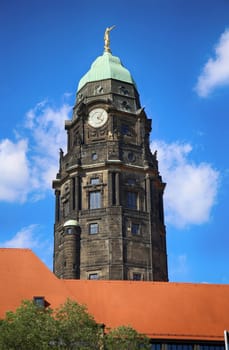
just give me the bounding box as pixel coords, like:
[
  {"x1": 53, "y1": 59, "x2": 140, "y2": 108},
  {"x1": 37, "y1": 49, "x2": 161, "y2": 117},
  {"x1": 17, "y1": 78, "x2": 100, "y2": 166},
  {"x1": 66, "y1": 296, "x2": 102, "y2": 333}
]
[
  {"x1": 127, "y1": 192, "x2": 137, "y2": 209},
  {"x1": 91, "y1": 178, "x2": 100, "y2": 185},
  {"x1": 133, "y1": 273, "x2": 142, "y2": 281},
  {"x1": 199, "y1": 345, "x2": 224, "y2": 350},
  {"x1": 131, "y1": 223, "x2": 140, "y2": 235},
  {"x1": 89, "y1": 191, "x2": 101, "y2": 209},
  {"x1": 167, "y1": 344, "x2": 193, "y2": 350},
  {"x1": 92, "y1": 152, "x2": 98, "y2": 160},
  {"x1": 89, "y1": 273, "x2": 99, "y2": 280},
  {"x1": 121, "y1": 124, "x2": 131, "y2": 135},
  {"x1": 33, "y1": 296, "x2": 45, "y2": 308},
  {"x1": 89, "y1": 223, "x2": 99, "y2": 234},
  {"x1": 151, "y1": 344, "x2": 161, "y2": 350},
  {"x1": 127, "y1": 178, "x2": 136, "y2": 185}
]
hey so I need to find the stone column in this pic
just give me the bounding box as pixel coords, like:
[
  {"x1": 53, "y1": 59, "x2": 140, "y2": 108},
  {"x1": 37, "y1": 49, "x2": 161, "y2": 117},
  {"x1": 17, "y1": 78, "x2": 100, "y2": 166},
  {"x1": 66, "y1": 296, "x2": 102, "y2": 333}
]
[
  {"x1": 145, "y1": 175, "x2": 151, "y2": 213},
  {"x1": 67, "y1": 130, "x2": 70, "y2": 152},
  {"x1": 75, "y1": 175, "x2": 79, "y2": 212},
  {"x1": 137, "y1": 117, "x2": 141, "y2": 144},
  {"x1": 108, "y1": 171, "x2": 113, "y2": 206},
  {"x1": 55, "y1": 190, "x2": 60, "y2": 223},
  {"x1": 70, "y1": 177, "x2": 75, "y2": 211},
  {"x1": 115, "y1": 172, "x2": 120, "y2": 205}
]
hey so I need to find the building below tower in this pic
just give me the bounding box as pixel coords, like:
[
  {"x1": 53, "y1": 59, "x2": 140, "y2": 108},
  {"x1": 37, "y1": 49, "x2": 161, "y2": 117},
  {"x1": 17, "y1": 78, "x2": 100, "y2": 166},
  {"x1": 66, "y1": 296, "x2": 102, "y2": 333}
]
[{"x1": 1, "y1": 248, "x2": 229, "y2": 350}]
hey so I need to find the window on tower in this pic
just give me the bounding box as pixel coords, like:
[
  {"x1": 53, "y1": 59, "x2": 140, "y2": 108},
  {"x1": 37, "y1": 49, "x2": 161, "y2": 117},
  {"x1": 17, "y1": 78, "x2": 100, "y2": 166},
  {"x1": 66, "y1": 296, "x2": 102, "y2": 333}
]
[
  {"x1": 119, "y1": 85, "x2": 129, "y2": 95},
  {"x1": 88, "y1": 273, "x2": 99, "y2": 280},
  {"x1": 121, "y1": 100, "x2": 130, "y2": 110},
  {"x1": 128, "y1": 152, "x2": 135, "y2": 162},
  {"x1": 91, "y1": 152, "x2": 98, "y2": 160},
  {"x1": 91, "y1": 177, "x2": 100, "y2": 185},
  {"x1": 131, "y1": 223, "x2": 140, "y2": 235},
  {"x1": 89, "y1": 191, "x2": 101, "y2": 209},
  {"x1": 89, "y1": 223, "x2": 99, "y2": 234},
  {"x1": 66, "y1": 227, "x2": 74, "y2": 234},
  {"x1": 121, "y1": 124, "x2": 131, "y2": 136},
  {"x1": 127, "y1": 178, "x2": 136, "y2": 185},
  {"x1": 126, "y1": 191, "x2": 137, "y2": 209},
  {"x1": 133, "y1": 273, "x2": 142, "y2": 281}
]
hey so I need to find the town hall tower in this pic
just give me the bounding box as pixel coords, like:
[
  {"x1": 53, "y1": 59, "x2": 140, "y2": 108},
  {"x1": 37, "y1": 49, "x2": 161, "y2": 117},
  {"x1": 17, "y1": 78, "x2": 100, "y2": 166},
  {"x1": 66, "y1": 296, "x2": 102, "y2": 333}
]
[{"x1": 53, "y1": 28, "x2": 168, "y2": 281}]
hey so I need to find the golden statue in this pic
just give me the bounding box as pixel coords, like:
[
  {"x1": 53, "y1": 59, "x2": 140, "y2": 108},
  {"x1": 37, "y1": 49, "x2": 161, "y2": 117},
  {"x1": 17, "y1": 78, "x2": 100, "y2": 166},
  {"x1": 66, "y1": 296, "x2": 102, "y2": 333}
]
[{"x1": 104, "y1": 25, "x2": 115, "y2": 53}]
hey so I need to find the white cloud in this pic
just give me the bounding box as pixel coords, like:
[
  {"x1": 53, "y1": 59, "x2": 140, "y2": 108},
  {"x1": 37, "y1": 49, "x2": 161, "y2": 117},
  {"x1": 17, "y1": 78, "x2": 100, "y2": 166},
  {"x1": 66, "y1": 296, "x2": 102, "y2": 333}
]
[
  {"x1": 0, "y1": 139, "x2": 30, "y2": 202},
  {"x1": 0, "y1": 99, "x2": 71, "y2": 203},
  {"x1": 25, "y1": 102, "x2": 70, "y2": 158},
  {"x1": 1, "y1": 224, "x2": 40, "y2": 249},
  {"x1": 151, "y1": 140, "x2": 219, "y2": 228},
  {"x1": 195, "y1": 28, "x2": 229, "y2": 97},
  {"x1": 25, "y1": 102, "x2": 71, "y2": 191}
]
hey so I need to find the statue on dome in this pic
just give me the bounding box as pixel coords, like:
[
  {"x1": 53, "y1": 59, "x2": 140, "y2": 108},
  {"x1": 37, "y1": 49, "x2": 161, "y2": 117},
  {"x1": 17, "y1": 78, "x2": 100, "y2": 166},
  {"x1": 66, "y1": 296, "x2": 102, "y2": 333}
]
[{"x1": 104, "y1": 25, "x2": 115, "y2": 53}]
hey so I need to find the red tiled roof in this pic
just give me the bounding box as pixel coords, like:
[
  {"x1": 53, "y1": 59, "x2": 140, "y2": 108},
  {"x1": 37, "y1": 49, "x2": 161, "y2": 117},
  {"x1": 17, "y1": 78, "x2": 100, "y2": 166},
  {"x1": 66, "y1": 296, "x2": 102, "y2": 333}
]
[
  {"x1": 63, "y1": 279, "x2": 229, "y2": 341},
  {"x1": 0, "y1": 248, "x2": 73, "y2": 314},
  {"x1": 1, "y1": 248, "x2": 229, "y2": 341}
]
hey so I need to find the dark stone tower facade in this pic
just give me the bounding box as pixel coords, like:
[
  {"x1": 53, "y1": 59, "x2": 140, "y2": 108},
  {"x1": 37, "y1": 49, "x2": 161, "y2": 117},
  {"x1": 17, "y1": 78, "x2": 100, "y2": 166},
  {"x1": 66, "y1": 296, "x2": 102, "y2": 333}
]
[{"x1": 53, "y1": 32, "x2": 168, "y2": 281}]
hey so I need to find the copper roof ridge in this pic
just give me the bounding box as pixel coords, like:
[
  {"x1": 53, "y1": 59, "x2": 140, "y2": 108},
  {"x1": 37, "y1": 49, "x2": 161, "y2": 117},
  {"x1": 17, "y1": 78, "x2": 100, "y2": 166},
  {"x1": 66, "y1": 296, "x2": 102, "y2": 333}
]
[{"x1": 62, "y1": 279, "x2": 229, "y2": 287}]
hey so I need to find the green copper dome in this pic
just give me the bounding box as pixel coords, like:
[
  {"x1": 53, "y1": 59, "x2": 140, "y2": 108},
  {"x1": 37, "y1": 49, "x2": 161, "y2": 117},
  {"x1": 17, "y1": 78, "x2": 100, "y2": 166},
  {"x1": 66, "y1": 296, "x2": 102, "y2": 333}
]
[
  {"x1": 63, "y1": 219, "x2": 79, "y2": 227},
  {"x1": 77, "y1": 52, "x2": 136, "y2": 91}
]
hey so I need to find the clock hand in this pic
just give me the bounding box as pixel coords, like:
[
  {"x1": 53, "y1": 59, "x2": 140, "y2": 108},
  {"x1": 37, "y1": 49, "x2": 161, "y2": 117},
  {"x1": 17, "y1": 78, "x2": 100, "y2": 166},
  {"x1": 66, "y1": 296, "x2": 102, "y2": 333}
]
[{"x1": 97, "y1": 114, "x2": 104, "y2": 121}]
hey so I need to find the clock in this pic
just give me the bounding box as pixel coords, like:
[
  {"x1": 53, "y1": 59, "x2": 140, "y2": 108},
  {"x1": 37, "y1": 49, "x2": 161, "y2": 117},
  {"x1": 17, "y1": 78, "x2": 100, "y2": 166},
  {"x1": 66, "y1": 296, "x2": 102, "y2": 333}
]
[{"x1": 88, "y1": 108, "x2": 108, "y2": 128}]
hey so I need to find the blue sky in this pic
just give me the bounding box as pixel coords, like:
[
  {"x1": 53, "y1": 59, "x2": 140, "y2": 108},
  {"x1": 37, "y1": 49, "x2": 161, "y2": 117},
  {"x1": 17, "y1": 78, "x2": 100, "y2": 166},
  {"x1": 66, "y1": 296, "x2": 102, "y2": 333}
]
[{"x1": 0, "y1": 0, "x2": 229, "y2": 283}]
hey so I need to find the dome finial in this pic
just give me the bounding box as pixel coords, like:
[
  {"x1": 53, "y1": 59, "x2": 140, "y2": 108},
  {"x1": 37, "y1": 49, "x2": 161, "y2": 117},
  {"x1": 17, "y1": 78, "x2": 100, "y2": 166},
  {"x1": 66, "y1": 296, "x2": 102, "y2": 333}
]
[{"x1": 104, "y1": 25, "x2": 115, "y2": 53}]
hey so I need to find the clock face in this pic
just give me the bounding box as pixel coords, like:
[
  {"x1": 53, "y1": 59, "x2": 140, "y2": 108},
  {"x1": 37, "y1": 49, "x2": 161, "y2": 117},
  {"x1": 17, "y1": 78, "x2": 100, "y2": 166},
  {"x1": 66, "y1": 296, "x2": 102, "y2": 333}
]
[{"x1": 88, "y1": 108, "x2": 108, "y2": 128}]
